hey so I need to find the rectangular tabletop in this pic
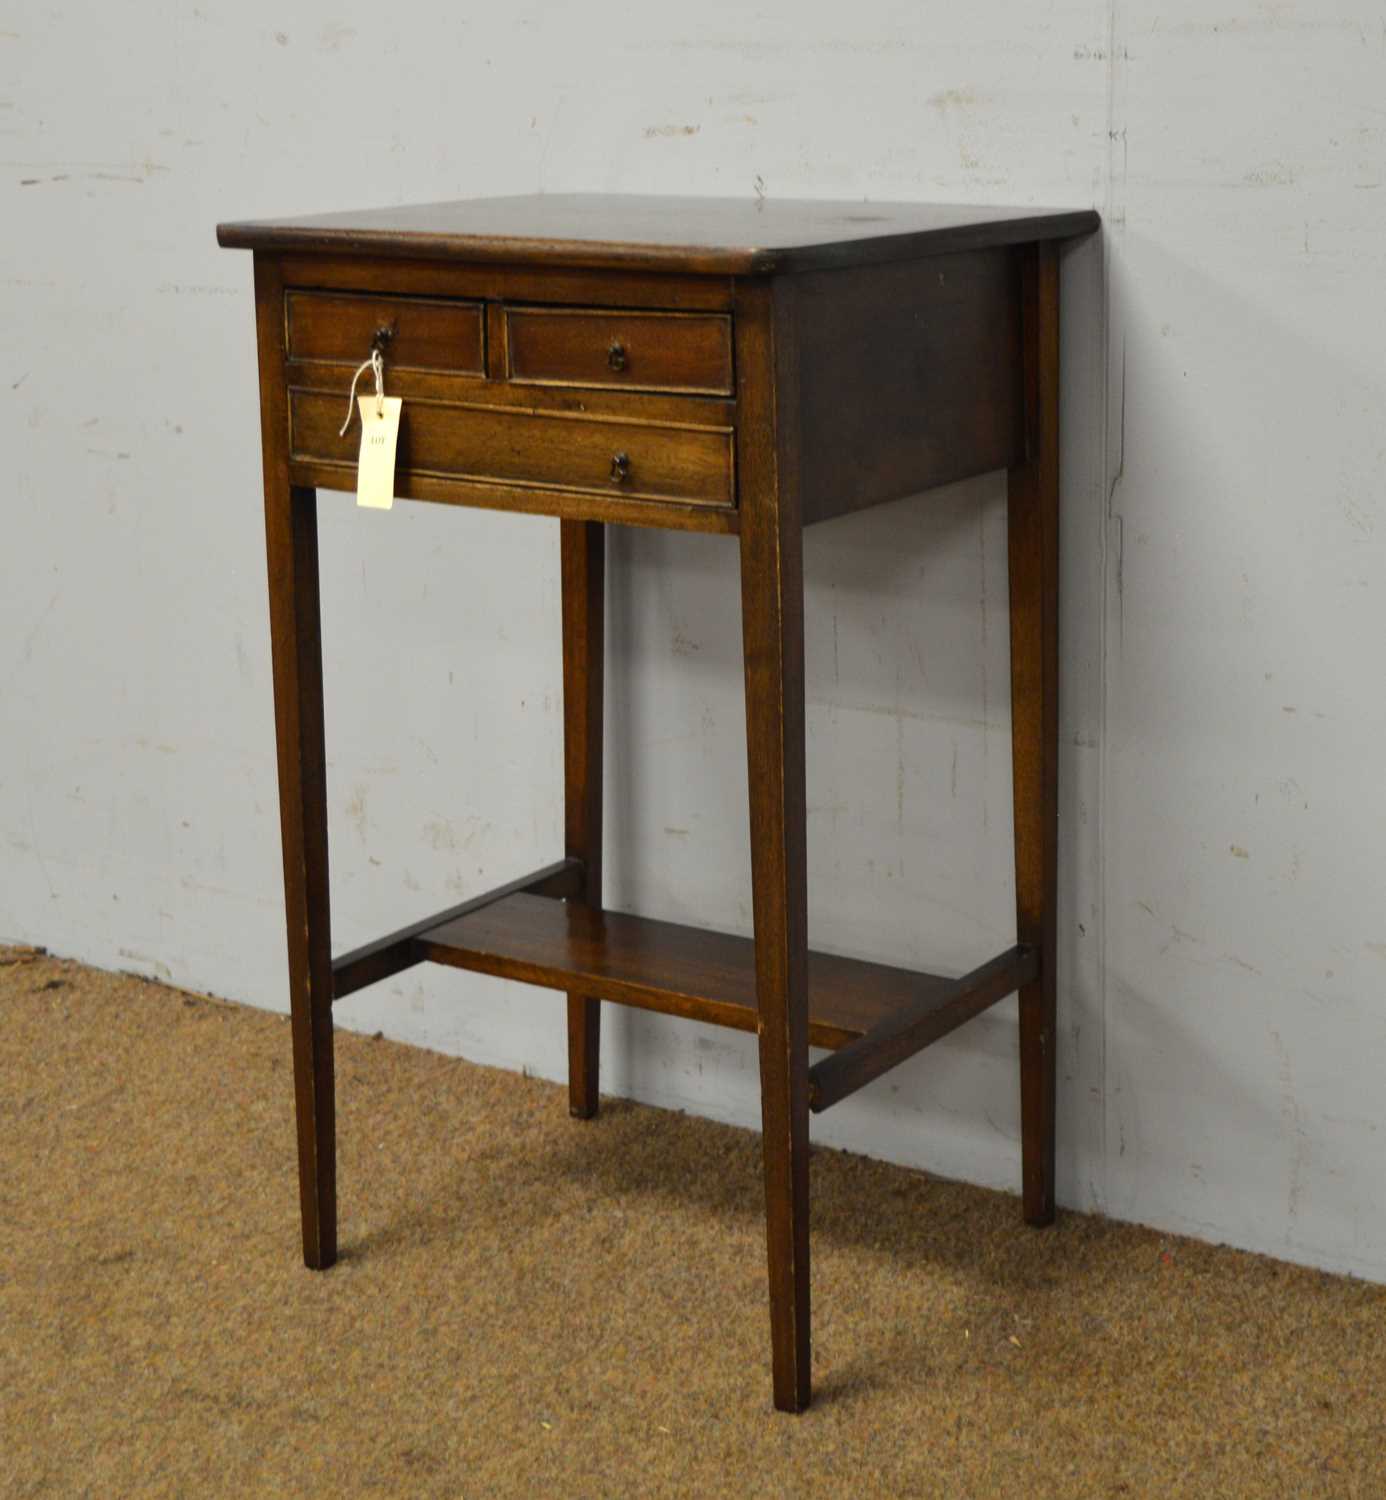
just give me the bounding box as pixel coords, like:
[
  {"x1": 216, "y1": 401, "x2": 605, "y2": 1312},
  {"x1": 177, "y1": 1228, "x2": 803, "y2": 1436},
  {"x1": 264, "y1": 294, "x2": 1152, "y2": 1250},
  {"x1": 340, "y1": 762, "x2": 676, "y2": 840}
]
[{"x1": 217, "y1": 193, "x2": 1099, "y2": 274}]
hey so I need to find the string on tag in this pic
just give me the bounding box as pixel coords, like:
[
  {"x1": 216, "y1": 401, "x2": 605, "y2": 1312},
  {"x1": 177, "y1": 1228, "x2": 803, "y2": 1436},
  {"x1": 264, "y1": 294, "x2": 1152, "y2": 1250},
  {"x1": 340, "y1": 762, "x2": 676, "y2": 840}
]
[{"x1": 339, "y1": 348, "x2": 386, "y2": 437}]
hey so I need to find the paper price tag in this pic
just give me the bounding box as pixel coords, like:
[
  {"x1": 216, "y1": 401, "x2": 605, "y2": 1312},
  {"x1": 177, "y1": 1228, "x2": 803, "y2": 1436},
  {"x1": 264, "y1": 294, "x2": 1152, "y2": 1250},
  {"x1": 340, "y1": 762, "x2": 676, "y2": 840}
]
[{"x1": 355, "y1": 395, "x2": 402, "y2": 510}]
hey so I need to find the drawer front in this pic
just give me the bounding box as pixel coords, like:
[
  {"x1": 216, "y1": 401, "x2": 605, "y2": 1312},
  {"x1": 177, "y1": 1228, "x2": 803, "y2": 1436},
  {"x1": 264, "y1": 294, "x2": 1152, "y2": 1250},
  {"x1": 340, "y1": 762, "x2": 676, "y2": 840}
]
[
  {"x1": 286, "y1": 291, "x2": 485, "y2": 376},
  {"x1": 290, "y1": 391, "x2": 734, "y2": 509},
  {"x1": 505, "y1": 307, "x2": 733, "y2": 395}
]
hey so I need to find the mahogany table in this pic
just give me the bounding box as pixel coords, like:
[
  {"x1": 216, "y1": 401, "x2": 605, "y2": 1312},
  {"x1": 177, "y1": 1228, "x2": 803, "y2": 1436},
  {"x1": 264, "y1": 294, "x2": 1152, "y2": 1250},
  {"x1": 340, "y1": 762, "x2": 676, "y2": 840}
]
[{"x1": 217, "y1": 194, "x2": 1097, "y2": 1412}]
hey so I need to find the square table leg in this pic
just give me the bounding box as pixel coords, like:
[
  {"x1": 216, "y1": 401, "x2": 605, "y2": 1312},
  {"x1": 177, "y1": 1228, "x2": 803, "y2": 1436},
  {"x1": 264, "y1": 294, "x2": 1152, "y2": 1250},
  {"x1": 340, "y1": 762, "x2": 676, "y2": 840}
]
[
  {"x1": 738, "y1": 281, "x2": 812, "y2": 1413},
  {"x1": 263, "y1": 480, "x2": 337, "y2": 1268},
  {"x1": 255, "y1": 255, "x2": 336, "y2": 1269},
  {"x1": 561, "y1": 519, "x2": 605, "y2": 1120},
  {"x1": 1008, "y1": 242, "x2": 1061, "y2": 1227}
]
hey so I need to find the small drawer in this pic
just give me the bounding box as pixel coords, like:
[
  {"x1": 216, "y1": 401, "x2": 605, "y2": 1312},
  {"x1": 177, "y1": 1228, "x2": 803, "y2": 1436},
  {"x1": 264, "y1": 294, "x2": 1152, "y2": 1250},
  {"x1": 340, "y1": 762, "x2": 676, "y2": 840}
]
[
  {"x1": 505, "y1": 307, "x2": 733, "y2": 396},
  {"x1": 285, "y1": 291, "x2": 485, "y2": 376},
  {"x1": 290, "y1": 392, "x2": 734, "y2": 509}
]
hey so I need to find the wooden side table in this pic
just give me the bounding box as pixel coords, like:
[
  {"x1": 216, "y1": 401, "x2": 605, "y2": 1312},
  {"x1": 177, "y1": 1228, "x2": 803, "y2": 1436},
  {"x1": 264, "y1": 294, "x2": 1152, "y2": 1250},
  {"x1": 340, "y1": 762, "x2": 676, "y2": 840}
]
[{"x1": 218, "y1": 195, "x2": 1097, "y2": 1412}]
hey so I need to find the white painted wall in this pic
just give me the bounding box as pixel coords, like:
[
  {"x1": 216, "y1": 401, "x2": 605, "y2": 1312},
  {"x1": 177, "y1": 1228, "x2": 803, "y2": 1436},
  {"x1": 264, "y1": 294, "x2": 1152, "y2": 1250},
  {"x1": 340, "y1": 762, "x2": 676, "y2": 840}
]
[{"x1": 3, "y1": 2, "x2": 1382, "y2": 1278}]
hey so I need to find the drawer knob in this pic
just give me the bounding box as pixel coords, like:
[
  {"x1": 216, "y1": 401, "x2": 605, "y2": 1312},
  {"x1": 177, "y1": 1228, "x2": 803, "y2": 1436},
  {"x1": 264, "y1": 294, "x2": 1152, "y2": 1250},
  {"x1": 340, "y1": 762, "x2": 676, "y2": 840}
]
[
  {"x1": 609, "y1": 452, "x2": 630, "y2": 485},
  {"x1": 607, "y1": 341, "x2": 627, "y2": 372}
]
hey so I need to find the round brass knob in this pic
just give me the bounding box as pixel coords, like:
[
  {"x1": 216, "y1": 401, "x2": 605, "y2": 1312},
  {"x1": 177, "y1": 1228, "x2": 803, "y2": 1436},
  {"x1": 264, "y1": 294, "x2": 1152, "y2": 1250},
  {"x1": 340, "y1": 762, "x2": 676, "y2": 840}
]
[
  {"x1": 607, "y1": 342, "x2": 627, "y2": 372},
  {"x1": 609, "y1": 452, "x2": 630, "y2": 485}
]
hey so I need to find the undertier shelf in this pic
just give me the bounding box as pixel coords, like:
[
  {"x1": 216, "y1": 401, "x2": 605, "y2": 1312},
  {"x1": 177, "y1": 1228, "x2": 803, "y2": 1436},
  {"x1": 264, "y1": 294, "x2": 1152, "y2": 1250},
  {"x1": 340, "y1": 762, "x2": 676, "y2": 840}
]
[
  {"x1": 415, "y1": 893, "x2": 974, "y2": 1051},
  {"x1": 331, "y1": 866, "x2": 1036, "y2": 1110}
]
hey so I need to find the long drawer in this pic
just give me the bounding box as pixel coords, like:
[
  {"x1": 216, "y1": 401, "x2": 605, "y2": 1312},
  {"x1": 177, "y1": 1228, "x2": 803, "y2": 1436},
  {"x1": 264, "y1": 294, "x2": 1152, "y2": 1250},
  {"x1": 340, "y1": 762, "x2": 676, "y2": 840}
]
[{"x1": 289, "y1": 390, "x2": 734, "y2": 509}]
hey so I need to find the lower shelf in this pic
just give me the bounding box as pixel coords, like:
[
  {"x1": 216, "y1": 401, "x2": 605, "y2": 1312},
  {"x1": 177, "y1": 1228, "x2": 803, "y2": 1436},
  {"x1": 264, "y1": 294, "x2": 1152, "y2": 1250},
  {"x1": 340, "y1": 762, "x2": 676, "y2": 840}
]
[
  {"x1": 331, "y1": 863, "x2": 1036, "y2": 1108},
  {"x1": 416, "y1": 892, "x2": 956, "y2": 1051}
]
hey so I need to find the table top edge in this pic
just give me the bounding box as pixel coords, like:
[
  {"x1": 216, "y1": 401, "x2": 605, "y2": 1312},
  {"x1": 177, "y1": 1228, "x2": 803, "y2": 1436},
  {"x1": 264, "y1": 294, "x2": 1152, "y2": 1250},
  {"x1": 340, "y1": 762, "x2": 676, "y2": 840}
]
[{"x1": 215, "y1": 198, "x2": 1100, "y2": 275}]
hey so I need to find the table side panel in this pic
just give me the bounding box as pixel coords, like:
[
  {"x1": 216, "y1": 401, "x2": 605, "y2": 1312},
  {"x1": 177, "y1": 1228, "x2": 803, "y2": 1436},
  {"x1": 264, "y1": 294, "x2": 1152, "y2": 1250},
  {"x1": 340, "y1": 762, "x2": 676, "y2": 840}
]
[{"x1": 794, "y1": 247, "x2": 1026, "y2": 525}]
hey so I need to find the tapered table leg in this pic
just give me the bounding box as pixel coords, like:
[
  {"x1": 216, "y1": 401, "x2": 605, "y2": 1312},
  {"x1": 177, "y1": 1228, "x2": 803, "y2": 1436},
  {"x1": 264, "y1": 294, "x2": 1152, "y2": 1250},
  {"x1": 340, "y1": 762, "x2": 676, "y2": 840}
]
[
  {"x1": 255, "y1": 256, "x2": 336, "y2": 1268},
  {"x1": 738, "y1": 281, "x2": 811, "y2": 1413},
  {"x1": 266, "y1": 484, "x2": 337, "y2": 1267},
  {"x1": 561, "y1": 520, "x2": 605, "y2": 1119},
  {"x1": 1008, "y1": 242, "x2": 1061, "y2": 1227}
]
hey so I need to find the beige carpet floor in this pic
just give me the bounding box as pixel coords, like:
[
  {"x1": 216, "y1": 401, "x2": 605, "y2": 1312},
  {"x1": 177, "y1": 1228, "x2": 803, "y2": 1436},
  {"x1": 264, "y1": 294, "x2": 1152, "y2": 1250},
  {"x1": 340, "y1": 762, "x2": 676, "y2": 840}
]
[{"x1": 2, "y1": 944, "x2": 1383, "y2": 1498}]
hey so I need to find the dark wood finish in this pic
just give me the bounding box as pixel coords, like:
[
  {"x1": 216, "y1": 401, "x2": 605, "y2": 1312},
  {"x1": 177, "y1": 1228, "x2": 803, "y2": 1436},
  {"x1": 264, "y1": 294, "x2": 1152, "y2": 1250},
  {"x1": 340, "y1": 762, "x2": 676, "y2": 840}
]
[
  {"x1": 561, "y1": 521, "x2": 605, "y2": 1119},
  {"x1": 795, "y1": 250, "x2": 1024, "y2": 524},
  {"x1": 275, "y1": 252, "x2": 735, "y2": 312},
  {"x1": 484, "y1": 302, "x2": 508, "y2": 382},
  {"x1": 735, "y1": 276, "x2": 811, "y2": 1412},
  {"x1": 1008, "y1": 243, "x2": 1062, "y2": 1228},
  {"x1": 506, "y1": 307, "x2": 734, "y2": 396},
  {"x1": 288, "y1": 390, "x2": 734, "y2": 509},
  {"x1": 284, "y1": 360, "x2": 736, "y2": 432},
  {"x1": 219, "y1": 194, "x2": 1099, "y2": 275},
  {"x1": 285, "y1": 290, "x2": 485, "y2": 376},
  {"x1": 283, "y1": 356, "x2": 736, "y2": 531},
  {"x1": 254, "y1": 255, "x2": 336, "y2": 1272},
  {"x1": 808, "y1": 945, "x2": 1038, "y2": 1112},
  {"x1": 226, "y1": 195, "x2": 1092, "y2": 1414},
  {"x1": 411, "y1": 891, "x2": 955, "y2": 1050},
  {"x1": 331, "y1": 858, "x2": 583, "y2": 1001},
  {"x1": 286, "y1": 460, "x2": 740, "y2": 534}
]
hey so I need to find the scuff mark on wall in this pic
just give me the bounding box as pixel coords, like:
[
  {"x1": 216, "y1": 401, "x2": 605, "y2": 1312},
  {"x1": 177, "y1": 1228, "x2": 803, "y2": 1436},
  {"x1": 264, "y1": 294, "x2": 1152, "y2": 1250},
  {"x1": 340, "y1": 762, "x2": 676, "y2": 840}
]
[
  {"x1": 118, "y1": 948, "x2": 173, "y2": 982},
  {"x1": 16, "y1": 159, "x2": 168, "y2": 186},
  {"x1": 1242, "y1": 161, "x2": 1298, "y2": 188},
  {"x1": 345, "y1": 787, "x2": 369, "y2": 843},
  {"x1": 4, "y1": 588, "x2": 61, "y2": 691},
  {"x1": 928, "y1": 86, "x2": 981, "y2": 111},
  {"x1": 1270, "y1": 1028, "x2": 1309, "y2": 1229},
  {"x1": 318, "y1": 22, "x2": 356, "y2": 52}
]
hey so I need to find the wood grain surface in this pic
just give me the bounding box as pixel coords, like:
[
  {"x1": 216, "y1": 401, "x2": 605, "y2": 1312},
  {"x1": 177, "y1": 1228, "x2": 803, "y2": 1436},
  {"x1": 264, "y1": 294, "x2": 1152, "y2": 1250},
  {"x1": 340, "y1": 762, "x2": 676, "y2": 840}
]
[{"x1": 219, "y1": 193, "x2": 1099, "y2": 273}]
